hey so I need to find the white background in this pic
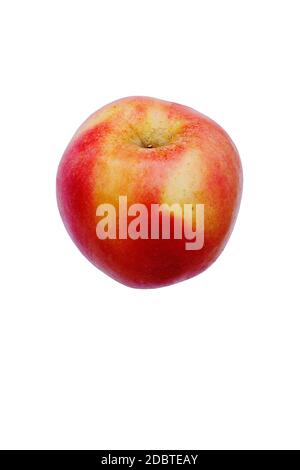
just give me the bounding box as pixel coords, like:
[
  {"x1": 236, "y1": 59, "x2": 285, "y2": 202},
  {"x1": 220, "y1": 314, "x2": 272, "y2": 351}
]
[{"x1": 0, "y1": 0, "x2": 299, "y2": 450}]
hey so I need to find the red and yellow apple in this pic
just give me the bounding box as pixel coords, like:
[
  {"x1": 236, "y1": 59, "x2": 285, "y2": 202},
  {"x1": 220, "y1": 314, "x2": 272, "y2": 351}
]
[{"x1": 56, "y1": 96, "x2": 242, "y2": 288}]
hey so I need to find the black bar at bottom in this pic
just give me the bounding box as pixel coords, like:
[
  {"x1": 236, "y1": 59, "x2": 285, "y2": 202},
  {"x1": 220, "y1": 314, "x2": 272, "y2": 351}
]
[{"x1": 0, "y1": 449, "x2": 296, "y2": 466}]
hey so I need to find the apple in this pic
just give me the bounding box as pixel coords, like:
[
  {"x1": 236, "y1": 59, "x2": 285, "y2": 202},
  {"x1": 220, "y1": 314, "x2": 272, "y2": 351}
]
[{"x1": 56, "y1": 96, "x2": 242, "y2": 288}]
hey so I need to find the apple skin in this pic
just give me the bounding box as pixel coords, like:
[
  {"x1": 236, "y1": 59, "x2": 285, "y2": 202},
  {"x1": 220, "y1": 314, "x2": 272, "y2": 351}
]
[{"x1": 56, "y1": 96, "x2": 242, "y2": 288}]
